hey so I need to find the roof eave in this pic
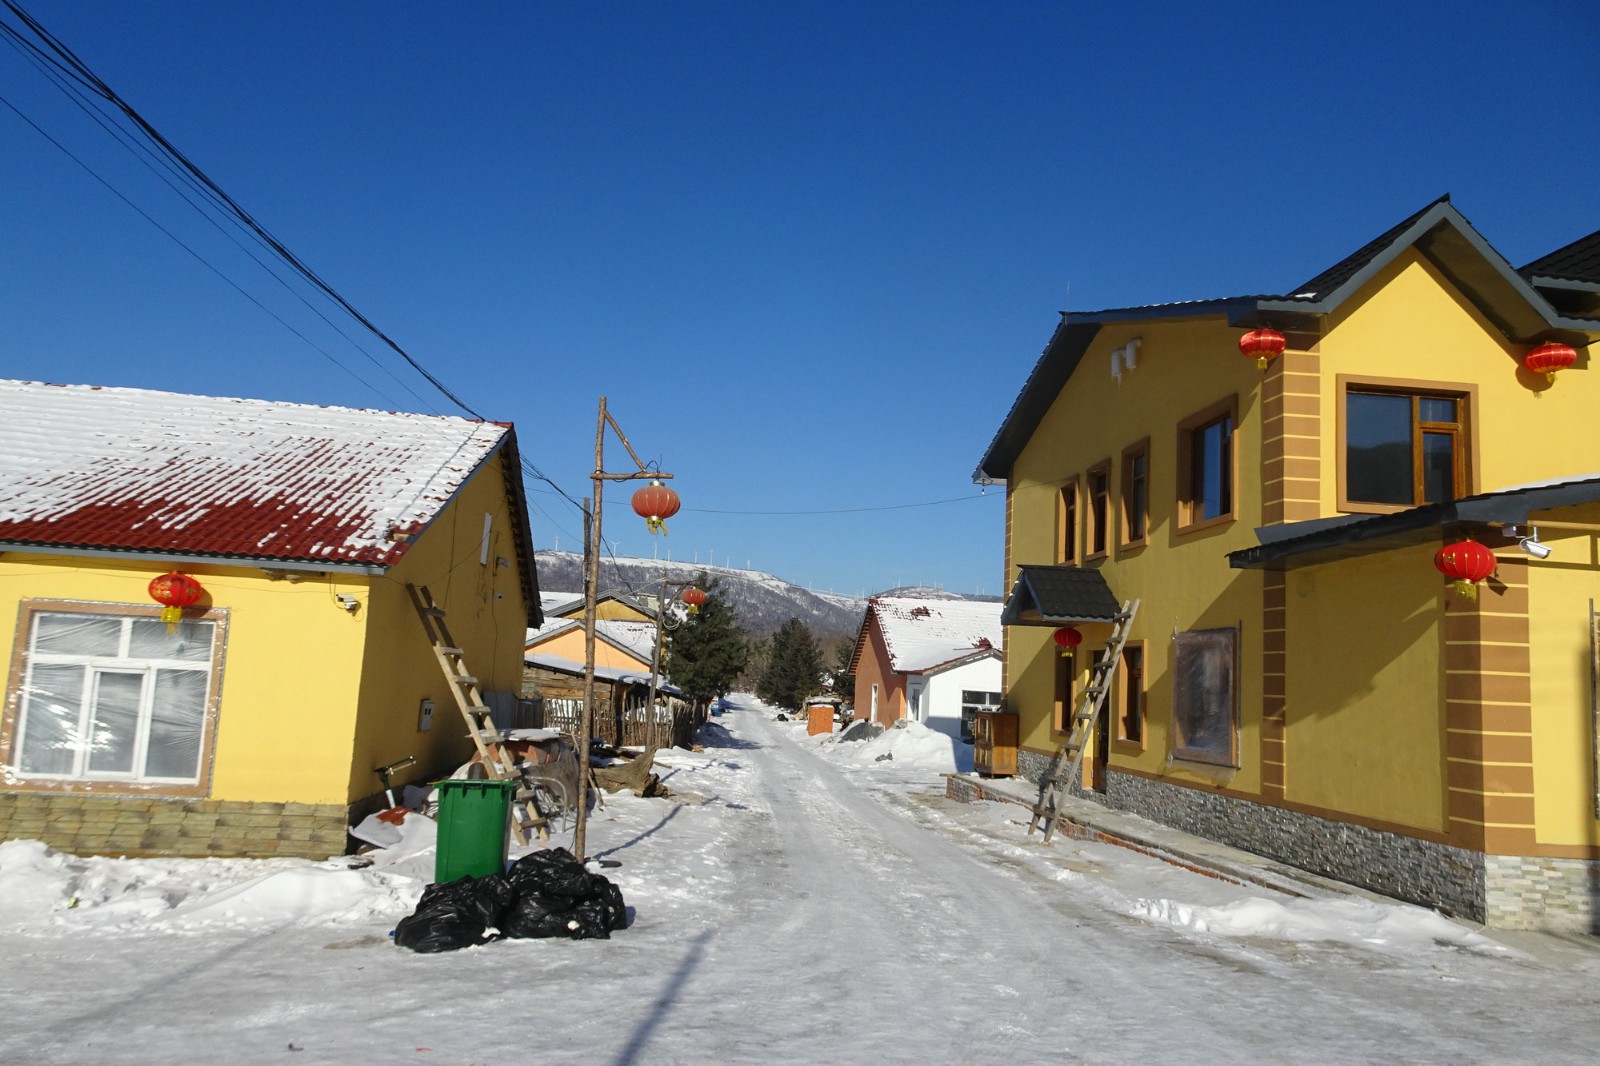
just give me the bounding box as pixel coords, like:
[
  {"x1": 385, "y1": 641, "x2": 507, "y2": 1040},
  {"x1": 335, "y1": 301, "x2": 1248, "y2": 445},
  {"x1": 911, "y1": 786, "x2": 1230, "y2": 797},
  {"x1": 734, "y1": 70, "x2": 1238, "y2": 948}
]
[{"x1": 0, "y1": 541, "x2": 388, "y2": 575}]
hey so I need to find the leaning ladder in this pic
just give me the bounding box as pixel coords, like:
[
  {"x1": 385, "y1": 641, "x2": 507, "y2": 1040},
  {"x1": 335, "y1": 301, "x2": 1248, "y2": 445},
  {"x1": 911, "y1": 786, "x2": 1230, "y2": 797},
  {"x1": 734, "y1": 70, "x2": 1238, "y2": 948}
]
[
  {"x1": 1027, "y1": 599, "x2": 1140, "y2": 845},
  {"x1": 407, "y1": 583, "x2": 546, "y2": 845}
]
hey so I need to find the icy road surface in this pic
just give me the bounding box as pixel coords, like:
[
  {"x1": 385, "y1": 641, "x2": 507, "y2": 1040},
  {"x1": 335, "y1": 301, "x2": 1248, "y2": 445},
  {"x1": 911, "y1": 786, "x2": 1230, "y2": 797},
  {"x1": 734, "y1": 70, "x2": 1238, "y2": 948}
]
[{"x1": 1, "y1": 698, "x2": 1597, "y2": 1064}]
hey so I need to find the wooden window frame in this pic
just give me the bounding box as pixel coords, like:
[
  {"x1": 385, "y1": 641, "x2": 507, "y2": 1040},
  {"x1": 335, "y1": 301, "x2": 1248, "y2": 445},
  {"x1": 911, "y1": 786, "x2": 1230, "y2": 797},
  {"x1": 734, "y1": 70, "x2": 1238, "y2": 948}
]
[
  {"x1": 1176, "y1": 395, "x2": 1238, "y2": 534},
  {"x1": 1053, "y1": 649, "x2": 1075, "y2": 736},
  {"x1": 1056, "y1": 476, "x2": 1080, "y2": 566},
  {"x1": 1120, "y1": 438, "x2": 1150, "y2": 551},
  {"x1": 1085, "y1": 460, "x2": 1112, "y2": 560},
  {"x1": 1170, "y1": 626, "x2": 1239, "y2": 768},
  {"x1": 1116, "y1": 640, "x2": 1146, "y2": 751},
  {"x1": 1336, "y1": 374, "x2": 1478, "y2": 515},
  {"x1": 2, "y1": 599, "x2": 229, "y2": 798}
]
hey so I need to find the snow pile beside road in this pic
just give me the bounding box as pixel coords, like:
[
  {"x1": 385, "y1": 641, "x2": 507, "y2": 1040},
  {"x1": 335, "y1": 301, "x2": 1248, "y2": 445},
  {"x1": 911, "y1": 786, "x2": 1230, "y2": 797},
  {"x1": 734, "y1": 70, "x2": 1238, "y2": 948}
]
[
  {"x1": 814, "y1": 718, "x2": 958, "y2": 773},
  {"x1": 0, "y1": 833, "x2": 429, "y2": 935},
  {"x1": 1130, "y1": 894, "x2": 1513, "y2": 956}
]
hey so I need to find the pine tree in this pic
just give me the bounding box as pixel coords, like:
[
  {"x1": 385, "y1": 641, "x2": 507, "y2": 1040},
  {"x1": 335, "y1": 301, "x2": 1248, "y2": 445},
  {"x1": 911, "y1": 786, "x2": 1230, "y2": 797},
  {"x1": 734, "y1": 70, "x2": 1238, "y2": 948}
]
[
  {"x1": 666, "y1": 580, "x2": 749, "y2": 704},
  {"x1": 757, "y1": 617, "x2": 823, "y2": 711}
]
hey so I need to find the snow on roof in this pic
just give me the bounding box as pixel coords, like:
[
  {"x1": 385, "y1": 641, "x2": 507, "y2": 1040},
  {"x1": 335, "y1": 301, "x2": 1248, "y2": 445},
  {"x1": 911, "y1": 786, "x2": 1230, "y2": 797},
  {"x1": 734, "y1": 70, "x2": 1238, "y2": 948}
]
[
  {"x1": 525, "y1": 652, "x2": 682, "y2": 695},
  {"x1": 525, "y1": 618, "x2": 658, "y2": 662},
  {"x1": 0, "y1": 379, "x2": 511, "y2": 568},
  {"x1": 870, "y1": 596, "x2": 1003, "y2": 674}
]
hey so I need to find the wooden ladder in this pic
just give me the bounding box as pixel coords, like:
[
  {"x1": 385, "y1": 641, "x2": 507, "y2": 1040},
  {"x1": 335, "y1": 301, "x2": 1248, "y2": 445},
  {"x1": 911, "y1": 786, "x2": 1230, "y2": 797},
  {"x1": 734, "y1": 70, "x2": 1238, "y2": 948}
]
[
  {"x1": 1027, "y1": 598, "x2": 1140, "y2": 844},
  {"x1": 407, "y1": 583, "x2": 546, "y2": 844}
]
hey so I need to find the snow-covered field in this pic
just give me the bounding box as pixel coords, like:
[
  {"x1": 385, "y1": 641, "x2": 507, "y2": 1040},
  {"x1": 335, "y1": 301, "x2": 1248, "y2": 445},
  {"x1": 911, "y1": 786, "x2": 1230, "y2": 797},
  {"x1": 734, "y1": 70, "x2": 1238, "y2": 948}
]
[{"x1": 3, "y1": 697, "x2": 1598, "y2": 1064}]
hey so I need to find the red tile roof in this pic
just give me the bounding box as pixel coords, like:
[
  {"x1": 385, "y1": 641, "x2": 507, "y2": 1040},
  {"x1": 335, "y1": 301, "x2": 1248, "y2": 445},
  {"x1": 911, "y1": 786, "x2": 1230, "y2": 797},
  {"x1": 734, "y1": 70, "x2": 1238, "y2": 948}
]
[{"x1": 0, "y1": 380, "x2": 513, "y2": 568}]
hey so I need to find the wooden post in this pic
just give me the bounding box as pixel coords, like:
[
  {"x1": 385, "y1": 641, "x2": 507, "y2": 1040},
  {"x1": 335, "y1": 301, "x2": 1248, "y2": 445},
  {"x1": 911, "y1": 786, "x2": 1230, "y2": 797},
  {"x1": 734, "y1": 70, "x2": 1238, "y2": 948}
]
[{"x1": 575, "y1": 399, "x2": 606, "y2": 862}]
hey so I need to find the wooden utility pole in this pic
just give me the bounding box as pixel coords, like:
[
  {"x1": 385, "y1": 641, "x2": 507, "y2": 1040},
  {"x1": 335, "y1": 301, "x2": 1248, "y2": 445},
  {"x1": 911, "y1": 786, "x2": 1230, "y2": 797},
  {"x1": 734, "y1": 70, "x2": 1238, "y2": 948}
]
[{"x1": 574, "y1": 396, "x2": 673, "y2": 863}]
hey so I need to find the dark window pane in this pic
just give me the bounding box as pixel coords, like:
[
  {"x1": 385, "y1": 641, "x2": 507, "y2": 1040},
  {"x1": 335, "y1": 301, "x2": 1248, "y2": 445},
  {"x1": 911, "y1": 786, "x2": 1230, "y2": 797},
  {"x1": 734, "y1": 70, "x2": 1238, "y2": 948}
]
[
  {"x1": 1422, "y1": 431, "x2": 1456, "y2": 504},
  {"x1": 1419, "y1": 397, "x2": 1456, "y2": 423},
  {"x1": 1347, "y1": 393, "x2": 1413, "y2": 504},
  {"x1": 1193, "y1": 417, "x2": 1232, "y2": 519},
  {"x1": 1172, "y1": 629, "x2": 1236, "y2": 766}
]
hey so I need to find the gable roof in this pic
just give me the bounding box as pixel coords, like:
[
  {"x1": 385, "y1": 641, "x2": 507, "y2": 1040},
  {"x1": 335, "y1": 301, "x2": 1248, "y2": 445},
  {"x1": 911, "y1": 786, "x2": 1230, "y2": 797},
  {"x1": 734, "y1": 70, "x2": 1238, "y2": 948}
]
[
  {"x1": 1001, "y1": 565, "x2": 1122, "y2": 625},
  {"x1": 525, "y1": 617, "x2": 658, "y2": 665},
  {"x1": 0, "y1": 380, "x2": 542, "y2": 618},
  {"x1": 975, "y1": 199, "x2": 1600, "y2": 482},
  {"x1": 853, "y1": 596, "x2": 1002, "y2": 675},
  {"x1": 1521, "y1": 227, "x2": 1600, "y2": 288}
]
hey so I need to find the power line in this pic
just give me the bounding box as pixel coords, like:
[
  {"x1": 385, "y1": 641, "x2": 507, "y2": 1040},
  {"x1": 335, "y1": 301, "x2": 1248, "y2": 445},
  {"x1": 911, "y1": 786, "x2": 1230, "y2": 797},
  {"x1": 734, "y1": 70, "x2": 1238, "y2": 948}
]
[
  {"x1": 685, "y1": 492, "x2": 1001, "y2": 516},
  {"x1": 1, "y1": 1, "x2": 593, "y2": 525}
]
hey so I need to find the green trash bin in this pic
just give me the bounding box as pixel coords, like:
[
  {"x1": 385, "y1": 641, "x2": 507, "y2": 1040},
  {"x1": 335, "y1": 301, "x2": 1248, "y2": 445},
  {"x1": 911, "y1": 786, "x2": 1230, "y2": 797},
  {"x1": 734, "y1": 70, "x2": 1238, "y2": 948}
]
[{"x1": 434, "y1": 779, "x2": 515, "y2": 883}]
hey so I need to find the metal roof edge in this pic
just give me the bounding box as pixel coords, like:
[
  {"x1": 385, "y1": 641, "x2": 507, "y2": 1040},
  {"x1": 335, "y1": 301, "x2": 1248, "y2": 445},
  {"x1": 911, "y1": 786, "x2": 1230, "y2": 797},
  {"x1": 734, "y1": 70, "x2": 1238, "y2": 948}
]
[{"x1": 0, "y1": 541, "x2": 387, "y2": 575}]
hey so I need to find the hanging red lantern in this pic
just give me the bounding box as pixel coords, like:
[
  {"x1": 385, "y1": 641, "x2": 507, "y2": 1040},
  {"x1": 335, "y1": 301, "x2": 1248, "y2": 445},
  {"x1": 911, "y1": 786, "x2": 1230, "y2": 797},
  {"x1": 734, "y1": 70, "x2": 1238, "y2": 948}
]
[
  {"x1": 1239, "y1": 328, "x2": 1287, "y2": 371},
  {"x1": 631, "y1": 479, "x2": 681, "y2": 535},
  {"x1": 1052, "y1": 626, "x2": 1083, "y2": 657},
  {"x1": 1433, "y1": 540, "x2": 1497, "y2": 600},
  {"x1": 148, "y1": 572, "x2": 204, "y2": 625},
  {"x1": 681, "y1": 586, "x2": 707, "y2": 615},
  {"x1": 1523, "y1": 341, "x2": 1577, "y2": 384}
]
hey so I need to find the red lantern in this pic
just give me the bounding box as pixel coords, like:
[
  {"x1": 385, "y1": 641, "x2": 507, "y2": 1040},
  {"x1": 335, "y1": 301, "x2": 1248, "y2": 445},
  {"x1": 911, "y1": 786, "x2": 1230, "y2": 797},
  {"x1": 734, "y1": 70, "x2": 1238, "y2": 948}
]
[
  {"x1": 148, "y1": 572, "x2": 204, "y2": 625},
  {"x1": 1523, "y1": 342, "x2": 1577, "y2": 384},
  {"x1": 1052, "y1": 626, "x2": 1083, "y2": 657},
  {"x1": 681, "y1": 586, "x2": 707, "y2": 615},
  {"x1": 631, "y1": 479, "x2": 681, "y2": 535},
  {"x1": 1433, "y1": 540, "x2": 1496, "y2": 600},
  {"x1": 1239, "y1": 328, "x2": 1287, "y2": 371}
]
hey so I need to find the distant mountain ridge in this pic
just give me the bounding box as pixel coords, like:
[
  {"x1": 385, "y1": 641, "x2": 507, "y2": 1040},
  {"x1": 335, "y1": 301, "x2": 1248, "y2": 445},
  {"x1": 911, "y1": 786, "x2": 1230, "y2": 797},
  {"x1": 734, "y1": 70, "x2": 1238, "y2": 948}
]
[{"x1": 533, "y1": 551, "x2": 997, "y2": 642}]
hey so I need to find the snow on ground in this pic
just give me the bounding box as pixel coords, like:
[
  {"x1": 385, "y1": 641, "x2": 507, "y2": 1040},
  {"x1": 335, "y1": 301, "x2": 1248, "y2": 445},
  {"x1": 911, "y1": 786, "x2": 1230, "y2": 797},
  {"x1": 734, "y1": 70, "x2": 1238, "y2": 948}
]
[{"x1": 1, "y1": 696, "x2": 1597, "y2": 1064}]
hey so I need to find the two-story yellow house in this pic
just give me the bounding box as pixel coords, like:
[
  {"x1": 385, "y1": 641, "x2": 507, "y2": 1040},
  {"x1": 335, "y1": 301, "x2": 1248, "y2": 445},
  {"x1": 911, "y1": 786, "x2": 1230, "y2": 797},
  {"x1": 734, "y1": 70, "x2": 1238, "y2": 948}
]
[
  {"x1": 0, "y1": 380, "x2": 541, "y2": 860},
  {"x1": 977, "y1": 197, "x2": 1600, "y2": 930}
]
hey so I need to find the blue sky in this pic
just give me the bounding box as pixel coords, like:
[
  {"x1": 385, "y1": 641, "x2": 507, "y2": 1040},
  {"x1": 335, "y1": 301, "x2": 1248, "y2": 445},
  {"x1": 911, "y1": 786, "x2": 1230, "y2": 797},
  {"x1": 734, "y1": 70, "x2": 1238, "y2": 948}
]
[{"x1": 3, "y1": 2, "x2": 1595, "y2": 599}]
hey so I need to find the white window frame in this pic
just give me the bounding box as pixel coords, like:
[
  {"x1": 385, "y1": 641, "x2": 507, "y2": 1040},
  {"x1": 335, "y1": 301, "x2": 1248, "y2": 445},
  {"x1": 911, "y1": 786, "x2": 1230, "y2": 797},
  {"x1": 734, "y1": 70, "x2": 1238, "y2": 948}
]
[{"x1": 5, "y1": 602, "x2": 227, "y2": 795}]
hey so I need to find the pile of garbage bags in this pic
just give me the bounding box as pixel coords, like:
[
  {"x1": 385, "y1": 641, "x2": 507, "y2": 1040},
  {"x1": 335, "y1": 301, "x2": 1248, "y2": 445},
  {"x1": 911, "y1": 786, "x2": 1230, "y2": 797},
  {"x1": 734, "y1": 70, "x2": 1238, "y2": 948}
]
[{"x1": 393, "y1": 847, "x2": 627, "y2": 953}]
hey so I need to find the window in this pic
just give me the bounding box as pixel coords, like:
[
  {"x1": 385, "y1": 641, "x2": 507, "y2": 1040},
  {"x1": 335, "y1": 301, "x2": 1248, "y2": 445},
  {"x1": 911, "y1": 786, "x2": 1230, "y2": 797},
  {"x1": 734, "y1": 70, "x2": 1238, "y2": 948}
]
[
  {"x1": 1057, "y1": 478, "x2": 1079, "y2": 565},
  {"x1": 960, "y1": 690, "x2": 1001, "y2": 743},
  {"x1": 1342, "y1": 382, "x2": 1471, "y2": 509},
  {"x1": 1086, "y1": 461, "x2": 1111, "y2": 558},
  {"x1": 1171, "y1": 627, "x2": 1237, "y2": 767},
  {"x1": 1053, "y1": 650, "x2": 1075, "y2": 734},
  {"x1": 1177, "y1": 398, "x2": 1236, "y2": 530},
  {"x1": 5, "y1": 605, "x2": 225, "y2": 791},
  {"x1": 1117, "y1": 642, "x2": 1145, "y2": 746},
  {"x1": 1120, "y1": 439, "x2": 1150, "y2": 548}
]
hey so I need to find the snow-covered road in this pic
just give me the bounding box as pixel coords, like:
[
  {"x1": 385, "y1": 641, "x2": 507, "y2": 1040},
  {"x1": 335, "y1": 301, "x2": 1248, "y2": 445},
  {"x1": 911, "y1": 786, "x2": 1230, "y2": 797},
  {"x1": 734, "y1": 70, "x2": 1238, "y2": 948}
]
[{"x1": 2, "y1": 699, "x2": 1598, "y2": 1065}]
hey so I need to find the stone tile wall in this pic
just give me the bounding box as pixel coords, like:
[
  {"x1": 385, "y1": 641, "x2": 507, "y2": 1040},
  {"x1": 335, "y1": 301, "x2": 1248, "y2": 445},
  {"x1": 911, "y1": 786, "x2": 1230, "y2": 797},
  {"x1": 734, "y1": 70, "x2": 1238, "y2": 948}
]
[
  {"x1": 0, "y1": 793, "x2": 350, "y2": 859},
  {"x1": 1484, "y1": 854, "x2": 1600, "y2": 933}
]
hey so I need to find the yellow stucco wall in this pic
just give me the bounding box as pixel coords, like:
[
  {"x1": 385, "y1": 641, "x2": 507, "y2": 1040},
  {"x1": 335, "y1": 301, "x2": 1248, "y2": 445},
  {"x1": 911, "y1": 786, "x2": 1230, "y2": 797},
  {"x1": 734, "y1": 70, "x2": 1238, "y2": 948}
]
[
  {"x1": 1282, "y1": 547, "x2": 1447, "y2": 829},
  {"x1": 1008, "y1": 317, "x2": 1266, "y2": 789},
  {"x1": 0, "y1": 553, "x2": 369, "y2": 804},
  {"x1": 1, "y1": 448, "x2": 536, "y2": 809},
  {"x1": 1525, "y1": 508, "x2": 1600, "y2": 850},
  {"x1": 353, "y1": 450, "x2": 533, "y2": 801},
  {"x1": 526, "y1": 625, "x2": 653, "y2": 672},
  {"x1": 1005, "y1": 244, "x2": 1600, "y2": 841}
]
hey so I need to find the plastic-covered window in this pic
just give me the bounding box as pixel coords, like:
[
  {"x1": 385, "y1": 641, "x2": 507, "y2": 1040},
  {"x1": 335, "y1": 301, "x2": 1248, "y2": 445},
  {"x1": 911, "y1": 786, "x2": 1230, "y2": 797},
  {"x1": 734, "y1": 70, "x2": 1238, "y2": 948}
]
[{"x1": 13, "y1": 613, "x2": 216, "y2": 784}]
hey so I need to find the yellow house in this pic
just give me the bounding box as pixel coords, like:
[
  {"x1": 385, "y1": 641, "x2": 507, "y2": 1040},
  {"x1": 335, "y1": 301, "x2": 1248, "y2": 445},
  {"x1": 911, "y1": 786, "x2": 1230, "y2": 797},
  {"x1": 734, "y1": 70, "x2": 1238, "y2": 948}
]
[
  {"x1": 976, "y1": 198, "x2": 1600, "y2": 930},
  {"x1": 0, "y1": 380, "x2": 542, "y2": 860}
]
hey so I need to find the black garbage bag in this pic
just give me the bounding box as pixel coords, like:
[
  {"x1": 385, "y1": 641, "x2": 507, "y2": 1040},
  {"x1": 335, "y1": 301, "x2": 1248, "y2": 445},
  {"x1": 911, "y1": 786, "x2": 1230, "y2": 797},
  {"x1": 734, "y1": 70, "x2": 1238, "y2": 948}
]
[
  {"x1": 502, "y1": 848, "x2": 628, "y2": 940},
  {"x1": 393, "y1": 873, "x2": 514, "y2": 953}
]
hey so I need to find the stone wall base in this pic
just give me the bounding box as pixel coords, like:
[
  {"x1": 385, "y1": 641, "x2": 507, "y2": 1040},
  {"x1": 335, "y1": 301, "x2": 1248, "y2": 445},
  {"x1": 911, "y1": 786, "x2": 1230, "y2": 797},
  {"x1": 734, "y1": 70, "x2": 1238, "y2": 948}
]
[
  {"x1": 995, "y1": 753, "x2": 1600, "y2": 929},
  {"x1": 1484, "y1": 854, "x2": 1600, "y2": 934},
  {"x1": 0, "y1": 793, "x2": 353, "y2": 859}
]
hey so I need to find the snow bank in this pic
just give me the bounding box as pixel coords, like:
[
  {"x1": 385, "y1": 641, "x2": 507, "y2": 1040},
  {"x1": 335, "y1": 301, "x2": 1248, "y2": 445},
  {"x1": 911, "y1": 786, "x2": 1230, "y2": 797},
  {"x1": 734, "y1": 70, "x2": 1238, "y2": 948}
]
[
  {"x1": 811, "y1": 718, "x2": 958, "y2": 773},
  {"x1": 1130, "y1": 895, "x2": 1513, "y2": 956}
]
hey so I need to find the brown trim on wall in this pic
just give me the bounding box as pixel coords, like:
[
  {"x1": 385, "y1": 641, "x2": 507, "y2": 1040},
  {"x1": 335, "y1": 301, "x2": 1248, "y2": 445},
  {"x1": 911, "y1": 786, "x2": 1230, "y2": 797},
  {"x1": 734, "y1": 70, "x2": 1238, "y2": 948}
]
[
  {"x1": 1261, "y1": 572, "x2": 1288, "y2": 800},
  {"x1": 1442, "y1": 551, "x2": 1535, "y2": 854},
  {"x1": 1260, "y1": 351, "x2": 1322, "y2": 526}
]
